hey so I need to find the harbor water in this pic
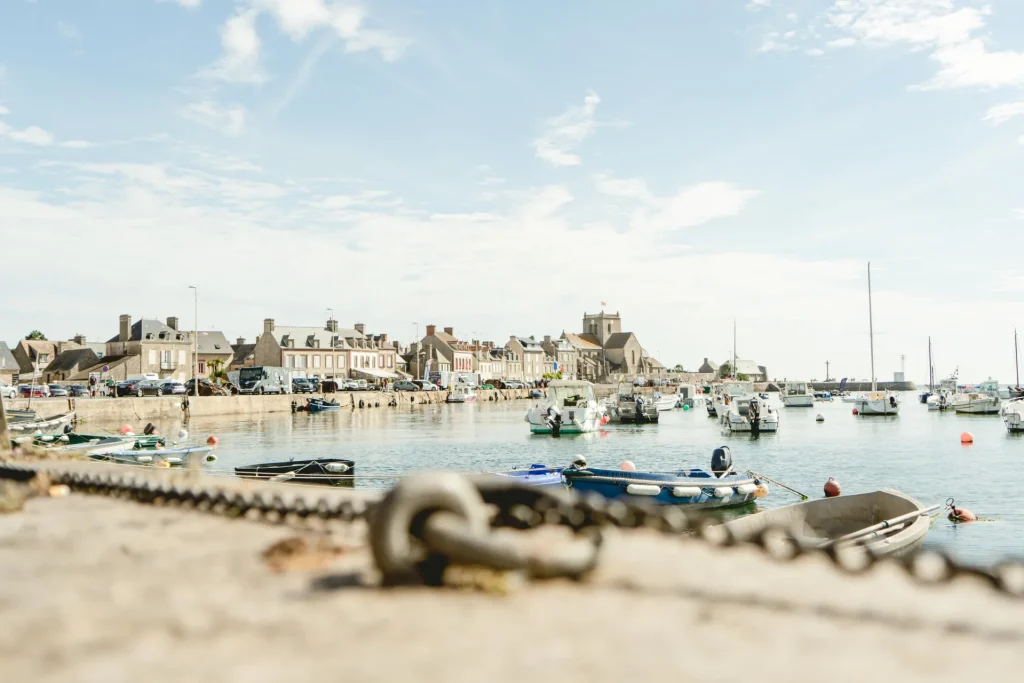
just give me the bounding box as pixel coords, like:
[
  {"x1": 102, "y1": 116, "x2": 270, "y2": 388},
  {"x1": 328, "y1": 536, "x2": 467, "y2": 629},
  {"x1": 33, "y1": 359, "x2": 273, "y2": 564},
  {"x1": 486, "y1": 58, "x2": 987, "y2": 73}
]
[{"x1": 130, "y1": 394, "x2": 1020, "y2": 566}]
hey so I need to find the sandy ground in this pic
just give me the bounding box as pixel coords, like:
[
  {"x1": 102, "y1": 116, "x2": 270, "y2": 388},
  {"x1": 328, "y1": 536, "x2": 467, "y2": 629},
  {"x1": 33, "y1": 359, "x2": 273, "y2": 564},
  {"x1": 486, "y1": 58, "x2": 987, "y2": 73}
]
[{"x1": 1, "y1": 466, "x2": 1022, "y2": 683}]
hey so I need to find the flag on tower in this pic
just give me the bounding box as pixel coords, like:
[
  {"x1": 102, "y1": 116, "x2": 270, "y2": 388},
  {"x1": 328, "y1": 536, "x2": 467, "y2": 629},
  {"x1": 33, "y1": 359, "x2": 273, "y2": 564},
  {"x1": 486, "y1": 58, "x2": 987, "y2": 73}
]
[{"x1": 600, "y1": 301, "x2": 607, "y2": 307}]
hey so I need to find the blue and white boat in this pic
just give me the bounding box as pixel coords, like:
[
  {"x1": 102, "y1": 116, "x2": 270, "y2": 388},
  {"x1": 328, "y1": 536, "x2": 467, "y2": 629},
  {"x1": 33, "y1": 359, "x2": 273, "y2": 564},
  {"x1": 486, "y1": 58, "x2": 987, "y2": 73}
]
[
  {"x1": 497, "y1": 463, "x2": 565, "y2": 488},
  {"x1": 561, "y1": 449, "x2": 761, "y2": 510},
  {"x1": 305, "y1": 398, "x2": 341, "y2": 412},
  {"x1": 89, "y1": 445, "x2": 215, "y2": 466}
]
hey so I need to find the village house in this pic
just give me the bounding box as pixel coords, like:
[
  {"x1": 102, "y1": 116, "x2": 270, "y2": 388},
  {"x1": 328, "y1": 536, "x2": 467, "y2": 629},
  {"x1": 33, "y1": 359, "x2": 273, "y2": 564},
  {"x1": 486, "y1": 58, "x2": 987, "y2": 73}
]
[
  {"x1": 0, "y1": 341, "x2": 17, "y2": 385},
  {"x1": 187, "y1": 331, "x2": 234, "y2": 379},
  {"x1": 13, "y1": 339, "x2": 59, "y2": 379},
  {"x1": 252, "y1": 318, "x2": 400, "y2": 382},
  {"x1": 540, "y1": 335, "x2": 577, "y2": 380},
  {"x1": 229, "y1": 337, "x2": 257, "y2": 371},
  {"x1": 505, "y1": 336, "x2": 546, "y2": 383},
  {"x1": 419, "y1": 326, "x2": 475, "y2": 378},
  {"x1": 102, "y1": 315, "x2": 194, "y2": 381},
  {"x1": 698, "y1": 357, "x2": 766, "y2": 381},
  {"x1": 43, "y1": 348, "x2": 101, "y2": 383},
  {"x1": 471, "y1": 342, "x2": 504, "y2": 383}
]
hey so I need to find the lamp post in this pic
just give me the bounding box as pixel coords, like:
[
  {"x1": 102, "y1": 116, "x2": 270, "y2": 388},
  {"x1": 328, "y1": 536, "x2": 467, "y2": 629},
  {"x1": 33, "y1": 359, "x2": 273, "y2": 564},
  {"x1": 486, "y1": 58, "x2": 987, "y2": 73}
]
[
  {"x1": 189, "y1": 286, "x2": 198, "y2": 397},
  {"x1": 413, "y1": 322, "x2": 420, "y2": 378}
]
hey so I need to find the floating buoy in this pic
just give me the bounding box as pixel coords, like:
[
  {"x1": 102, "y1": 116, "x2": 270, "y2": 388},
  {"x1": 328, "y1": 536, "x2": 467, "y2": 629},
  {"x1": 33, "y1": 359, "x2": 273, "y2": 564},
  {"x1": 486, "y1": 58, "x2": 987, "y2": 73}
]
[
  {"x1": 120, "y1": 425, "x2": 133, "y2": 435},
  {"x1": 155, "y1": 459, "x2": 171, "y2": 468},
  {"x1": 178, "y1": 429, "x2": 189, "y2": 441},
  {"x1": 816, "y1": 414, "x2": 824, "y2": 422},
  {"x1": 599, "y1": 414, "x2": 610, "y2": 426},
  {"x1": 207, "y1": 435, "x2": 219, "y2": 447},
  {"x1": 948, "y1": 504, "x2": 976, "y2": 523},
  {"x1": 620, "y1": 460, "x2": 636, "y2": 471},
  {"x1": 754, "y1": 482, "x2": 769, "y2": 498},
  {"x1": 205, "y1": 454, "x2": 217, "y2": 463},
  {"x1": 823, "y1": 477, "x2": 841, "y2": 498},
  {"x1": 960, "y1": 431, "x2": 974, "y2": 444},
  {"x1": 682, "y1": 404, "x2": 690, "y2": 411},
  {"x1": 852, "y1": 408, "x2": 859, "y2": 415}
]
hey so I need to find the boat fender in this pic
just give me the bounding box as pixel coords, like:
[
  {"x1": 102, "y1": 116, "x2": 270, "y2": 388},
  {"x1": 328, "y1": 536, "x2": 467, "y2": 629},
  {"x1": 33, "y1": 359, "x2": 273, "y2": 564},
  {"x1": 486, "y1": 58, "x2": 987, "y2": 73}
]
[
  {"x1": 135, "y1": 455, "x2": 153, "y2": 464},
  {"x1": 178, "y1": 429, "x2": 189, "y2": 440},
  {"x1": 359, "y1": 399, "x2": 365, "y2": 408},
  {"x1": 325, "y1": 462, "x2": 351, "y2": 473},
  {"x1": 823, "y1": 477, "x2": 841, "y2": 497},
  {"x1": 754, "y1": 481, "x2": 769, "y2": 498},
  {"x1": 948, "y1": 505, "x2": 976, "y2": 522},
  {"x1": 735, "y1": 483, "x2": 758, "y2": 496},
  {"x1": 816, "y1": 414, "x2": 824, "y2": 422},
  {"x1": 711, "y1": 446, "x2": 732, "y2": 477},
  {"x1": 625, "y1": 483, "x2": 661, "y2": 496},
  {"x1": 63, "y1": 424, "x2": 73, "y2": 434},
  {"x1": 58, "y1": 434, "x2": 70, "y2": 443},
  {"x1": 852, "y1": 408, "x2": 858, "y2": 415},
  {"x1": 571, "y1": 455, "x2": 588, "y2": 469},
  {"x1": 164, "y1": 457, "x2": 183, "y2": 465},
  {"x1": 713, "y1": 487, "x2": 732, "y2": 498},
  {"x1": 620, "y1": 460, "x2": 636, "y2": 471},
  {"x1": 375, "y1": 401, "x2": 380, "y2": 407},
  {"x1": 39, "y1": 435, "x2": 54, "y2": 442},
  {"x1": 671, "y1": 486, "x2": 702, "y2": 498},
  {"x1": 120, "y1": 425, "x2": 133, "y2": 435}
]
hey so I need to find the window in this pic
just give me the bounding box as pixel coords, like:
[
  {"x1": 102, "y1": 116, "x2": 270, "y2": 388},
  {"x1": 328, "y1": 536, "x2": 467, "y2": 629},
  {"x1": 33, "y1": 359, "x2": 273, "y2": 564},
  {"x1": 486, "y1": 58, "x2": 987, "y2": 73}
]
[
  {"x1": 313, "y1": 355, "x2": 321, "y2": 369},
  {"x1": 339, "y1": 356, "x2": 345, "y2": 368},
  {"x1": 326, "y1": 356, "x2": 333, "y2": 369},
  {"x1": 149, "y1": 350, "x2": 157, "y2": 365},
  {"x1": 607, "y1": 324, "x2": 611, "y2": 334},
  {"x1": 388, "y1": 355, "x2": 393, "y2": 368},
  {"x1": 178, "y1": 350, "x2": 186, "y2": 364},
  {"x1": 286, "y1": 355, "x2": 295, "y2": 368},
  {"x1": 297, "y1": 356, "x2": 307, "y2": 369},
  {"x1": 198, "y1": 361, "x2": 206, "y2": 374}
]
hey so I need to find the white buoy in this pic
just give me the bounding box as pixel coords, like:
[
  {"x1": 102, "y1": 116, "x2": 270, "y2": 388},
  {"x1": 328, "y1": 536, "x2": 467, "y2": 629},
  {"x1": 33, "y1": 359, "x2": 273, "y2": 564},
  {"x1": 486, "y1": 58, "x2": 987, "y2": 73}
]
[
  {"x1": 816, "y1": 414, "x2": 825, "y2": 422},
  {"x1": 178, "y1": 429, "x2": 189, "y2": 440}
]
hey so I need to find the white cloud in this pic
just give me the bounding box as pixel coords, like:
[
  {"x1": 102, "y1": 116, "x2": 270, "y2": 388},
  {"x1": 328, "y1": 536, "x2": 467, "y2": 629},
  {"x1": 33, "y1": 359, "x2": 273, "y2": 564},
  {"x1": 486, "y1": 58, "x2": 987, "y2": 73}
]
[
  {"x1": 632, "y1": 182, "x2": 760, "y2": 233},
  {"x1": 532, "y1": 90, "x2": 601, "y2": 167},
  {"x1": 826, "y1": 37, "x2": 856, "y2": 49},
  {"x1": 159, "y1": 0, "x2": 202, "y2": 6},
  {"x1": 758, "y1": 40, "x2": 786, "y2": 53},
  {"x1": 786, "y1": 12, "x2": 799, "y2": 23},
  {"x1": 479, "y1": 177, "x2": 506, "y2": 185},
  {"x1": 1019, "y1": 135, "x2": 1024, "y2": 145},
  {"x1": 8, "y1": 125, "x2": 55, "y2": 145},
  {"x1": 201, "y1": 9, "x2": 267, "y2": 84},
  {"x1": 918, "y1": 39, "x2": 1024, "y2": 90},
  {"x1": 805, "y1": 48, "x2": 825, "y2": 57},
  {"x1": 592, "y1": 173, "x2": 654, "y2": 203},
  {"x1": 56, "y1": 21, "x2": 82, "y2": 45},
  {"x1": 746, "y1": 0, "x2": 771, "y2": 11},
  {"x1": 60, "y1": 140, "x2": 98, "y2": 149},
  {"x1": 983, "y1": 101, "x2": 1024, "y2": 126},
  {"x1": 180, "y1": 101, "x2": 248, "y2": 135},
  {"x1": 0, "y1": 105, "x2": 9, "y2": 115}
]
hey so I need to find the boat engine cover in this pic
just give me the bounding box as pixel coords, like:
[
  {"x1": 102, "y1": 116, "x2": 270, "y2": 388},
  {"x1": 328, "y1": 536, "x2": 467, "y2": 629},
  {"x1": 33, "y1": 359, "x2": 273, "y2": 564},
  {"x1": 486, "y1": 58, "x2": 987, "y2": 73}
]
[{"x1": 711, "y1": 446, "x2": 732, "y2": 477}]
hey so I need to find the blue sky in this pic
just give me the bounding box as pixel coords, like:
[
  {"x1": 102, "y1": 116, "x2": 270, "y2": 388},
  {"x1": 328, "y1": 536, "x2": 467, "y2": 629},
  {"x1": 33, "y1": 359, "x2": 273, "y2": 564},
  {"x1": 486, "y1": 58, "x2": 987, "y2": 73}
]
[{"x1": 1, "y1": 0, "x2": 1023, "y2": 383}]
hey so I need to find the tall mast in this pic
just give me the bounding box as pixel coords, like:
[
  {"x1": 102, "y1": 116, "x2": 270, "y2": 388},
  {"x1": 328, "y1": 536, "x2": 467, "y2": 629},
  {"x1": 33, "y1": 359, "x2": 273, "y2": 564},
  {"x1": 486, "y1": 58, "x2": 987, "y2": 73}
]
[
  {"x1": 868, "y1": 262, "x2": 876, "y2": 393},
  {"x1": 1015, "y1": 328, "x2": 1020, "y2": 388},
  {"x1": 733, "y1": 318, "x2": 737, "y2": 379},
  {"x1": 928, "y1": 336, "x2": 934, "y2": 392}
]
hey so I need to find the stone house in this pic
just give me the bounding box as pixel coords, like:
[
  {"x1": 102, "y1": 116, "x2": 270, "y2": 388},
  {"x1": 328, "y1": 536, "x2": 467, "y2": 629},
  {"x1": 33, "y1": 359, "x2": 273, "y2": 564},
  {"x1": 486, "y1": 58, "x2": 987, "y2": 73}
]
[
  {"x1": 187, "y1": 331, "x2": 234, "y2": 379},
  {"x1": 697, "y1": 358, "x2": 719, "y2": 374},
  {"x1": 540, "y1": 335, "x2": 577, "y2": 380},
  {"x1": 505, "y1": 336, "x2": 546, "y2": 383},
  {"x1": 71, "y1": 354, "x2": 142, "y2": 384},
  {"x1": 253, "y1": 319, "x2": 400, "y2": 381},
  {"x1": 13, "y1": 339, "x2": 59, "y2": 379},
  {"x1": 43, "y1": 348, "x2": 101, "y2": 383},
  {"x1": 229, "y1": 338, "x2": 257, "y2": 371},
  {"x1": 0, "y1": 341, "x2": 17, "y2": 385},
  {"x1": 105, "y1": 315, "x2": 193, "y2": 381},
  {"x1": 472, "y1": 342, "x2": 504, "y2": 382},
  {"x1": 562, "y1": 332, "x2": 604, "y2": 381},
  {"x1": 420, "y1": 326, "x2": 475, "y2": 377}
]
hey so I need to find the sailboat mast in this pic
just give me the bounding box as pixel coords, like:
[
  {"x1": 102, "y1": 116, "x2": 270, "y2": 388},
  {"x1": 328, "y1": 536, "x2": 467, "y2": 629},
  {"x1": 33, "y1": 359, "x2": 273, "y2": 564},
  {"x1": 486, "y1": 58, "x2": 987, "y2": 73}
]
[
  {"x1": 1015, "y1": 328, "x2": 1020, "y2": 388},
  {"x1": 928, "y1": 336, "x2": 934, "y2": 392},
  {"x1": 733, "y1": 319, "x2": 737, "y2": 379},
  {"x1": 868, "y1": 262, "x2": 876, "y2": 393}
]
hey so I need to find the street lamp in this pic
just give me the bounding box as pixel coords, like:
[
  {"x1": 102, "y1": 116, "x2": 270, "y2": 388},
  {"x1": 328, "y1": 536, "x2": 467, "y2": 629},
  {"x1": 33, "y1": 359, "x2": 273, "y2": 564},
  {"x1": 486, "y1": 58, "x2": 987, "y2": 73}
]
[{"x1": 189, "y1": 286, "x2": 198, "y2": 397}]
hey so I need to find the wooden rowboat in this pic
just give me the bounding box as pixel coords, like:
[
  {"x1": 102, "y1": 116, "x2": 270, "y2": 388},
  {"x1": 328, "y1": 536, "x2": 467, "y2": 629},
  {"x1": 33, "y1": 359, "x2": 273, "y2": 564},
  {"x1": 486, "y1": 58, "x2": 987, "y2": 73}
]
[
  {"x1": 718, "y1": 489, "x2": 934, "y2": 558},
  {"x1": 234, "y1": 458, "x2": 355, "y2": 487}
]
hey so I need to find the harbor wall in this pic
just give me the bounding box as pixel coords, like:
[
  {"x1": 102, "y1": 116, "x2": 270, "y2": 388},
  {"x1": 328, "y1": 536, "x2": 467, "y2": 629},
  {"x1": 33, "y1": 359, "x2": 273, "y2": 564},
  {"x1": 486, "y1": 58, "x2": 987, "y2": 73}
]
[
  {"x1": 810, "y1": 381, "x2": 917, "y2": 392},
  {"x1": 3, "y1": 388, "x2": 533, "y2": 425}
]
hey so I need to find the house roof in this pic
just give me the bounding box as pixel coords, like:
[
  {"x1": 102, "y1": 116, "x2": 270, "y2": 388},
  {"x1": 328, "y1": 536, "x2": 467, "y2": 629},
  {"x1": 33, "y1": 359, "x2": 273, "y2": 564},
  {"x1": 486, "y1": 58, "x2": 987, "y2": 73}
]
[
  {"x1": 735, "y1": 359, "x2": 763, "y2": 375},
  {"x1": 231, "y1": 343, "x2": 256, "y2": 365},
  {"x1": 604, "y1": 332, "x2": 635, "y2": 349},
  {"x1": 107, "y1": 319, "x2": 188, "y2": 343},
  {"x1": 70, "y1": 354, "x2": 134, "y2": 380},
  {"x1": 0, "y1": 342, "x2": 17, "y2": 371},
  {"x1": 19, "y1": 339, "x2": 58, "y2": 359},
  {"x1": 45, "y1": 348, "x2": 100, "y2": 374},
  {"x1": 564, "y1": 333, "x2": 602, "y2": 350},
  {"x1": 515, "y1": 336, "x2": 544, "y2": 352},
  {"x1": 433, "y1": 330, "x2": 457, "y2": 343},
  {"x1": 192, "y1": 331, "x2": 232, "y2": 355},
  {"x1": 698, "y1": 358, "x2": 719, "y2": 373},
  {"x1": 273, "y1": 325, "x2": 362, "y2": 350}
]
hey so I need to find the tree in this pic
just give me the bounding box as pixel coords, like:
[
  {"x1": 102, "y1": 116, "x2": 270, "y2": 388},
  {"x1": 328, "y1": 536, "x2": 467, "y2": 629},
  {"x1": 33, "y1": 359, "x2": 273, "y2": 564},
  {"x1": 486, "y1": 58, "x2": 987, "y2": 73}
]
[
  {"x1": 209, "y1": 359, "x2": 229, "y2": 384},
  {"x1": 25, "y1": 330, "x2": 47, "y2": 340},
  {"x1": 717, "y1": 362, "x2": 733, "y2": 379},
  {"x1": 737, "y1": 373, "x2": 749, "y2": 381},
  {"x1": 671, "y1": 364, "x2": 686, "y2": 373}
]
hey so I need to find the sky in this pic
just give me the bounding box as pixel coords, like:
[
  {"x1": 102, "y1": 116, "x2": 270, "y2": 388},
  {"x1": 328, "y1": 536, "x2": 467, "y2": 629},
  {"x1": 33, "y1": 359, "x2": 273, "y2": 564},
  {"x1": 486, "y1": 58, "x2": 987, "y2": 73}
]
[{"x1": 1, "y1": 0, "x2": 1023, "y2": 384}]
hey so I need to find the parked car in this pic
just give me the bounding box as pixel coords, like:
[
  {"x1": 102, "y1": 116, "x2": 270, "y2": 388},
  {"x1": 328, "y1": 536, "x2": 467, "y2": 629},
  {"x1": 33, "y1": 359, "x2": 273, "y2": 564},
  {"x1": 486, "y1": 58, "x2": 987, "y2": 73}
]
[
  {"x1": 132, "y1": 381, "x2": 164, "y2": 397},
  {"x1": 393, "y1": 380, "x2": 420, "y2": 392},
  {"x1": 20, "y1": 385, "x2": 49, "y2": 398},
  {"x1": 48, "y1": 384, "x2": 69, "y2": 397},
  {"x1": 0, "y1": 381, "x2": 16, "y2": 399},
  {"x1": 343, "y1": 380, "x2": 361, "y2": 391},
  {"x1": 160, "y1": 381, "x2": 187, "y2": 395},
  {"x1": 500, "y1": 380, "x2": 523, "y2": 389},
  {"x1": 292, "y1": 378, "x2": 315, "y2": 394},
  {"x1": 412, "y1": 380, "x2": 439, "y2": 392},
  {"x1": 68, "y1": 385, "x2": 90, "y2": 397},
  {"x1": 115, "y1": 379, "x2": 144, "y2": 397},
  {"x1": 307, "y1": 377, "x2": 321, "y2": 392}
]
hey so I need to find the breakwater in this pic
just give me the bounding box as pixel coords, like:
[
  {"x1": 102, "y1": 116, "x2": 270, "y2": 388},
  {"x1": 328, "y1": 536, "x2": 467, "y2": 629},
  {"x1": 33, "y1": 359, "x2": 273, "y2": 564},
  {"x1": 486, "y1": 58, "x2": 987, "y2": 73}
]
[
  {"x1": 5, "y1": 388, "x2": 533, "y2": 424},
  {"x1": 810, "y1": 381, "x2": 917, "y2": 392}
]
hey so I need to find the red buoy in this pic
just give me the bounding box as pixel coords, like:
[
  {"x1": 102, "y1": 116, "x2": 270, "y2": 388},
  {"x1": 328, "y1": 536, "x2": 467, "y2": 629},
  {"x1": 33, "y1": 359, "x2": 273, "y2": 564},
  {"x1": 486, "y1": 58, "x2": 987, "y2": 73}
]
[
  {"x1": 823, "y1": 477, "x2": 841, "y2": 498},
  {"x1": 207, "y1": 435, "x2": 219, "y2": 447},
  {"x1": 852, "y1": 408, "x2": 859, "y2": 415},
  {"x1": 948, "y1": 505, "x2": 977, "y2": 523},
  {"x1": 960, "y1": 431, "x2": 974, "y2": 444},
  {"x1": 620, "y1": 460, "x2": 636, "y2": 471},
  {"x1": 120, "y1": 425, "x2": 133, "y2": 435}
]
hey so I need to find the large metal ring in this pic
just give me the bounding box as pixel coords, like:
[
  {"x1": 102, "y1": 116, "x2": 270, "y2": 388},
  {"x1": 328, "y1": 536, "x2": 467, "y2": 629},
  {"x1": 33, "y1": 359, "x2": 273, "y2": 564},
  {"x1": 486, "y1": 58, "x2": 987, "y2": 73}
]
[{"x1": 369, "y1": 474, "x2": 489, "y2": 585}]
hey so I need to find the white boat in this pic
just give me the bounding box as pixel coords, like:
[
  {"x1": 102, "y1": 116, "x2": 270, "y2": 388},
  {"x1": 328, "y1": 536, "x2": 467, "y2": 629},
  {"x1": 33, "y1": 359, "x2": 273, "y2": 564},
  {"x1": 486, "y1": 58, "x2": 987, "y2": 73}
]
[
  {"x1": 977, "y1": 379, "x2": 1010, "y2": 401},
  {"x1": 952, "y1": 391, "x2": 1000, "y2": 414},
  {"x1": 855, "y1": 263, "x2": 899, "y2": 416},
  {"x1": 717, "y1": 381, "x2": 779, "y2": 433},
  {"x1": 446, "y1": 385, "x2": 477, "y2": 403},
  {"x1": 780, "y1": 380, "x2": 814, "y2": 407},
  {"x1": 927, "y1": 374, "x2": 958, "y2": 411},
  {"x1": 1003, "y1": 397, "x2": 1024, "y2": 433},
  {"x1": 653, "y1": 392, "x2": 676, "y2": 412},
  {"x1": 525, "y1": 380, "x2": 604, "y2": 435}
]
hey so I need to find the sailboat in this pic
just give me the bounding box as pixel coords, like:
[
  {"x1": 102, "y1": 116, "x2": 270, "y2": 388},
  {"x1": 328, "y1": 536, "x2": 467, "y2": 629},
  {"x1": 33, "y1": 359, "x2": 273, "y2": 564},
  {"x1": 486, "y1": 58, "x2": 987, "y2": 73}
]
[
  {"x1": 855, "y1": 263, "x2": 900, "y2": 416},
  {"x1": 1001, "y1": 329, "x2": 1023, "y2": 433},
  {"x1": 919, "y1": 337, "x2": 935, "y2": 403}
]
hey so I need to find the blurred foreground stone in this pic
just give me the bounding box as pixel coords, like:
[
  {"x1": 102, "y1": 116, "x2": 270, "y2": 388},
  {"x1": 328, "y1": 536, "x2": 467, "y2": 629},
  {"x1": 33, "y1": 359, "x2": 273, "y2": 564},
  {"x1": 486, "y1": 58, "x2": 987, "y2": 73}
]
[{"x1": 1, "y1": 476, "x2": 1022, "y2": 683}]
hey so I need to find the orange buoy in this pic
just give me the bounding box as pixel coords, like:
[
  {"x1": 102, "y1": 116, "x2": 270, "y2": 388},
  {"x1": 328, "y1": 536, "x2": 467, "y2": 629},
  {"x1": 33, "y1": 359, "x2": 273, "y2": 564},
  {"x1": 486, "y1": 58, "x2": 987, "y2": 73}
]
[
  {"x1": 754, "y1": 482, "x2": 769, "y2": 498},
  {"x1": 120, "y1": 425, "x2": 133, "y2": 435},
  {"x1": 852, "y1": 408, "x2": 859, "y2": 415},
  {"x1": 823, "y1": 477, "x2": 841, "y2": 498},
  {"x1": 960, "y1": 431, "x2": 974, "y2": 444},
  {"x1": 600, "y1": 414, "x2": 610, "y2": 426},
  {"x1": 948, "y1": 505, "x2": 977, "y2": 523},
  {"x1": 207, "y1": 435, "x2": 219, "y2": 447},
  {"x1": 620, "y1": 460, "x2": 636, "y2": 471}
]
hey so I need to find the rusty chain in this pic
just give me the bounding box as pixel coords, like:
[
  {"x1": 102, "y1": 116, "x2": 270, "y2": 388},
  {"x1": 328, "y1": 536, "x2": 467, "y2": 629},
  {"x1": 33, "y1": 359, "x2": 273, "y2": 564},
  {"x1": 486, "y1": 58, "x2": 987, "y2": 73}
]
[{"x1": 2, "y1": 461, "x2": 1023, "y2": 598}]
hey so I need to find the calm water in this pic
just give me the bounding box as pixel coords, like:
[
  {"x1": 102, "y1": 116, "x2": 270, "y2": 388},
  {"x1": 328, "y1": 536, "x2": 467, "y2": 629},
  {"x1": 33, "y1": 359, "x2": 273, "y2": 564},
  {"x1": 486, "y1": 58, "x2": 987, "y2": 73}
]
[{"x1": 142, "y1": 394, "x2": 1021, "y2": 565}]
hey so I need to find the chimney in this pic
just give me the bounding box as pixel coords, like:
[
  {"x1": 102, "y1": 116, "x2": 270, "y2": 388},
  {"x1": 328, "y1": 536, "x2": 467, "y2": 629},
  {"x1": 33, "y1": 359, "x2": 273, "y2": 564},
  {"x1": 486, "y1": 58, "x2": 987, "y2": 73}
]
[
  {"x1": 354, "y1": 322, "x2": 366, "y2": 335},
  {"x1": 379, "y1": 333, "x2": 388, "y2": 343},
  {"x1": 73, "y1": 334, "x2": 86, "y2": 346},
  {"x1": 264, "y1": 318, "x2": 275, "y2": 334},
  {"x1": 326, "y1": 319, "x2": 338, "y2": 333},
  {"x1": 443, "y1": 327, "x2": 454, "y2": 337},
  {"x1": 166, "y1": 317, "x2": 178, "y2": 331},
  {"x1": 425, "y1": 325, "x2": 436, "y2": 337},
  {"x1": 119, "y1": 314, "x2": 131, "y2": 342},
  {"x1": 393, "y1": 341, "x2": 401, "y2": 351},
  {"x1": 236, "y1": 337, "x2": 246, "y2": 346},
  {"x1": 544, "y1": 335, "x2": 551, "y2": 344}
]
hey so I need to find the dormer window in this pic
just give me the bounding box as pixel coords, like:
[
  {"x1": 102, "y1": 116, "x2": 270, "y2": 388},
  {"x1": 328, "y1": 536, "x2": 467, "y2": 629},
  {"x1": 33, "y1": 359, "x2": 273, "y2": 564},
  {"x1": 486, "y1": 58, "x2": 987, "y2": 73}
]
[
  {"x1": 214, "y1": 344, "x2": 221, "y2": 349},
  {"x1": 145, "y1": 333, "x2": 154, "y2": 340}
]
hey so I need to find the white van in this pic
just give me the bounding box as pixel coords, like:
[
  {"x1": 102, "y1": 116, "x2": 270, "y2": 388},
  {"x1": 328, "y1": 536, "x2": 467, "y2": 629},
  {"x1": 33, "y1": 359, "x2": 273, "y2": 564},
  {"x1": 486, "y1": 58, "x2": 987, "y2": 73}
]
[{"x1": 126, "y1": 373, "x2": 159, "y2": 383}]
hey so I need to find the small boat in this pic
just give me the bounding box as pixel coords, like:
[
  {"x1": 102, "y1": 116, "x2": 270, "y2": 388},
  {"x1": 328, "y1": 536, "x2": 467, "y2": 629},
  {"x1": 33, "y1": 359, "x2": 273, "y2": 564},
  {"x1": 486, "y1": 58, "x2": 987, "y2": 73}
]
[
  {"x1": 305, "y1": 397, "x2": 341, "y2": 412},
  {"x1": 447, "y1": 385, "x2": 477, "y2": 403},
  {"x1": 33, "y1": 432, "x2": 164, "y2": 451},
  {"x1": 614, "y1": 383, "x2": 659, "y2": 424},
  {"x1": 525, "y1": 380, "x2": 605, "y2": 435},
  {"x1": 715, "y1": 382, "x2": 779, "y2": 433},
  {"x1": 1003, "y1": 397, "x2": 1024, "y2": 433},
  {"x1": 234, "y1": 458, "x2": 356, "y2": 486},
  {"x1": 6, "y1": 410, "x2": 76, "y2": 432},
  {"x1": 952, "y1": 392, "x2": 1000, "y2": 414},
  {"x1": 780, "y1": 381, "x2": 814, "y2": 407},
  {"x1": 855, "y1": 391, "x2": 900, "y2": 416},
  {"x1": 927, "y1": 373, "x2": 958, "y2": 411},
  {"x1": 89, "y1": 445, "x2": 215, "y2": 467},
  {"x1": 718, "y1": 489, "x2": 935, "y2": 559},
  {"x1": 562, "y1": 450, "x2": 761, "y2": 510},
  {"x1": 653, "y1": 392, "x2": 676, "y2": 412},
  {"x1": 497, "y1": 463, "x2": 565, "y2": 488},
  {"x1": 813, "y1": 390, "x2": 832, "y2": 401}
]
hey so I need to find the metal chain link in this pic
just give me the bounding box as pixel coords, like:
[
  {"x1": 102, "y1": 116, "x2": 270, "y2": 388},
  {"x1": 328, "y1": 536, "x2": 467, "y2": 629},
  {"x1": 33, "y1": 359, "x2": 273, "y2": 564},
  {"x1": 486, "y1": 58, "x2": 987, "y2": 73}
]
[{"x1": 3, "y1": 461, "x2": 1023, "y2": 598}]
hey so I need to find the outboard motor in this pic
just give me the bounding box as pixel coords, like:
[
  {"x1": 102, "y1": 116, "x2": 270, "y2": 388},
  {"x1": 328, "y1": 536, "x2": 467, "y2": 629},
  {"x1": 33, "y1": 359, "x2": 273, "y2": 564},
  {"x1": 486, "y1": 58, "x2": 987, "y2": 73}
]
[
  {"x1": 143, "y1": 422, "x2": 157, "y2": 436},
  {"x1": 889, "y1": 395, "x2": 897, "y2": 408},
  {"x1": 546, "y1": 406, "x2": 563, "y2": 437},
  {"x1": 63, "y1": 424, "x2": 73, "y2": 435},
  {"x1": 748, "y1": 397, "x2": 761, "y2": 434},
  {"x1": 635, "y1": 396, "x2": 644, "y2": 423},
  {"x1": 711, "y1": 445, "x2": 732, "y2": 478}
]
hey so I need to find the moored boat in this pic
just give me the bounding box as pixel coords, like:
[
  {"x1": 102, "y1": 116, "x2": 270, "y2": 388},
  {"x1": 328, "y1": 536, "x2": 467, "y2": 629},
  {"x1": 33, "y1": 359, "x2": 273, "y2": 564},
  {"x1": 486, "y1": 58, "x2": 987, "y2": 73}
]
[
  {"x1": 89, "y1": 445, "x2": 215, "y2": 467},
  {"x1": 447, "y1": 385, "x2": 477, "y2": 403},
  {"x1": 496, "y1": 463, "x2": 565, "y2": 488},
  {"x1": 5, "y1": 410, "x2": 76, "y2": 432},
  {"x1": 718, "y1": 489, "x2": 935, "y2": 558},
  {"x1": 780, "y1": 381, "x2": 814, "y2": 407},
  {"x1": 952, "y1": 391, "x2": 1000, "y2": 415},
  {"x1": 855, "y1": 263, "x2": 900, "y2": 417},
  {"x1": 525, "y1": 380, "x2": 605, "y2": 435},
  {"x1": 305, "y1": 397, "x2": 341, "y2": 412},
  {"x1": 234, "y1": 458, "x2": 356, "y2": 486},
  {"x1": 653, "y1": 392, "x2": 676, "y2": 412},
  {"x1": 1003, "y1": 397, "x2": 1024, "y2": 433}
]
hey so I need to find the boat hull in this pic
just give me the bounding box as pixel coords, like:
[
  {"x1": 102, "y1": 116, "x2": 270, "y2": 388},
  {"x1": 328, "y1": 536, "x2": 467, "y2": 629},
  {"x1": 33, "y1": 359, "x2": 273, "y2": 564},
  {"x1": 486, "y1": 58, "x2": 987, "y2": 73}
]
[
  {"x1": 89, "y1": 446, "x2": 214, "y2": 467},
  {"x1": 496, "y1": 465, "x2": 565, "y2": 488},
  {"x1": 564, "y1": 467, "x2": 759, "y2": 509},
  {"x1": 1002, "y1": 400, "x2": 1024, "y2": 433},
  {"x1": 953, "y1": 397, "x2": 1001, "y2": 414},
  {"x1": 781, "y1": 395, "x2": 814, "y2": 407},
  {"x1": 235, "y1": 458, "x2": 356, "y2": 486}
]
